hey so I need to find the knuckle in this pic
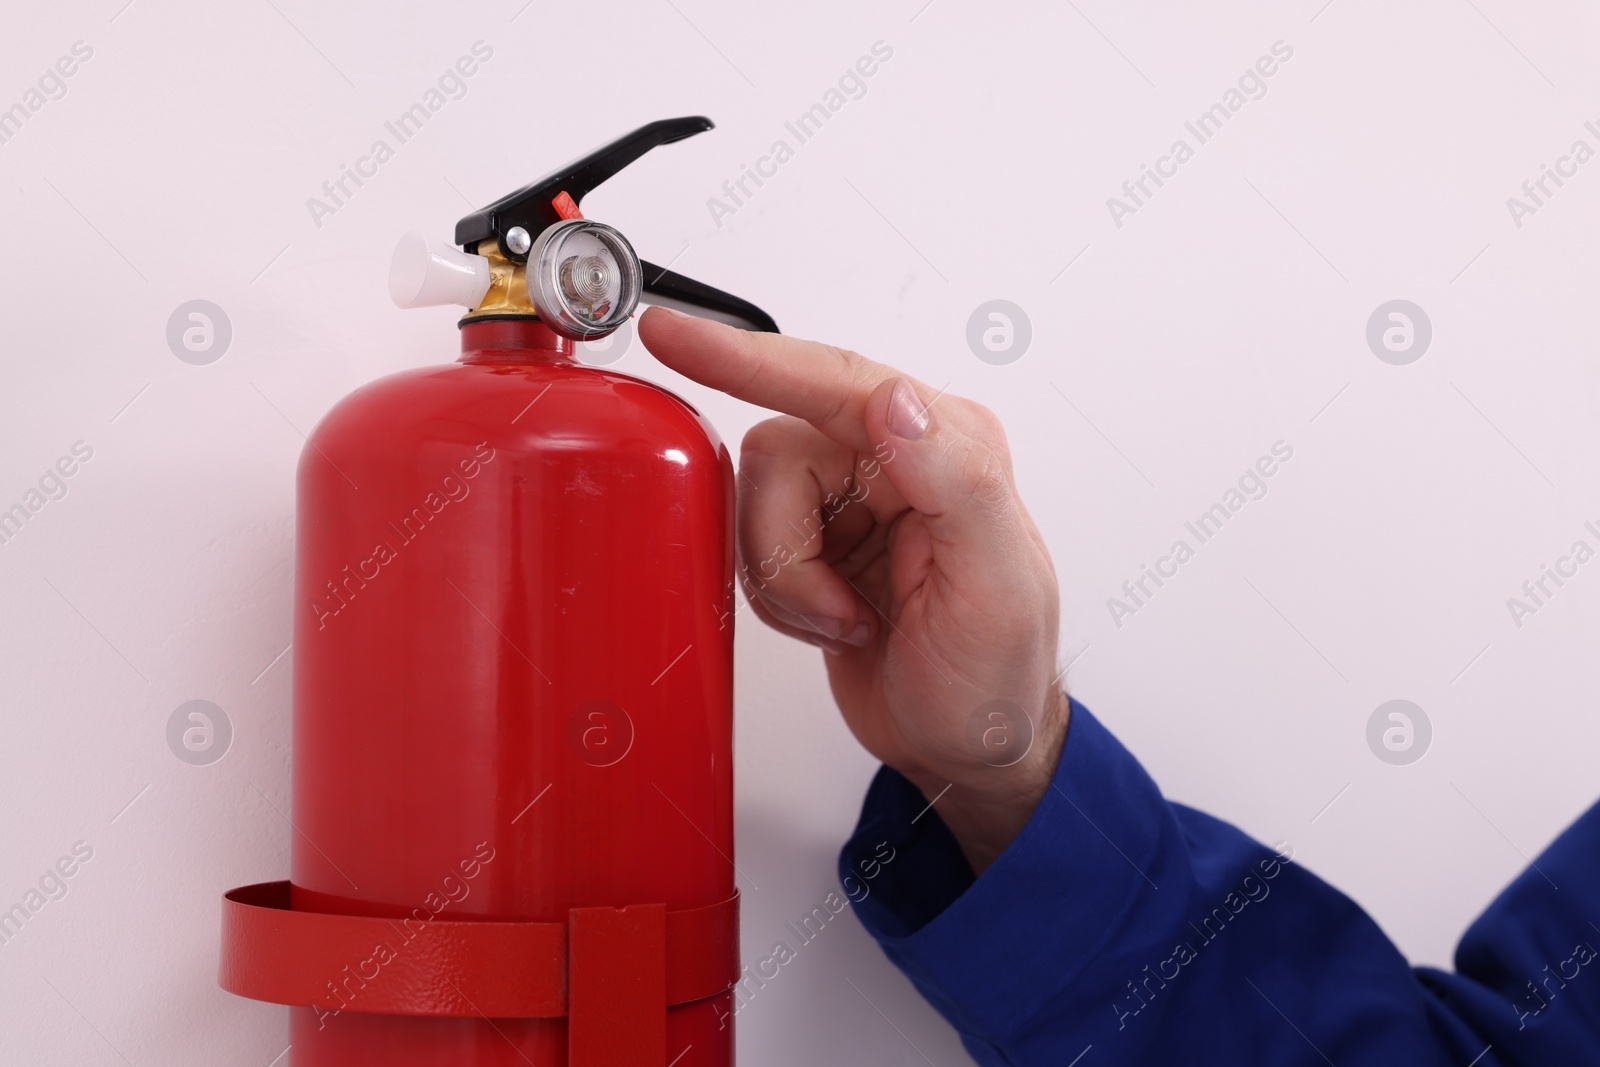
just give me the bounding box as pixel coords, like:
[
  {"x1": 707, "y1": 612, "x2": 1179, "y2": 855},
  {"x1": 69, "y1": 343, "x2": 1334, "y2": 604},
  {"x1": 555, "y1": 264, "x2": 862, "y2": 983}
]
[
  {"x1": 739, "y1": 416, "x2": 804, "y2": 461},
  {"x1": 962, "y1": 397, "x2": 997, "y2": 423},
  {"x1": 818, "y1": 345, "x2": 896, "y2": 431},
  {"x1": 731, "y1": 333, "x2": 771, "y2": 398},
  {"x1": 956, "y1": 438, "x2": 1012, "y2": 510},
  {"x1": 958, "y1": 398, "x2": 1008, "y2": 440},
  {"x1": 956, "y1": 402, "x2": 1014, "y2": 471},
  {"x1": 832, "y1": 344, "x2": 869, "y2": 380},
  {"x1": 737, "y1": 533, "x2": 804, "y2": 597},
  {"x1": 818, "y1": 347, "x2": 868, "y2": 429}
]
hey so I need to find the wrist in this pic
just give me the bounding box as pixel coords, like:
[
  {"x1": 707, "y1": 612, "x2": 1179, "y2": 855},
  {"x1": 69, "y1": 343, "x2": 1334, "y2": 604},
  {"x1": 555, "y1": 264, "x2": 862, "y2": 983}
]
[{"x1": 908, "y1": 688, "x2": 1070, "y2": 874}]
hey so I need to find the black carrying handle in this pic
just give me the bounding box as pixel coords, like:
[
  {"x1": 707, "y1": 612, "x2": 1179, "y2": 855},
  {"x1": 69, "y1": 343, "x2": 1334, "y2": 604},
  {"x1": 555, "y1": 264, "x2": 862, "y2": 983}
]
[
  {"x1": 455, "y1": 117, "x2": 712, "y2": 250},
  {"x1": 455, "y1": 116, "x2": 778, "y2": 333}
]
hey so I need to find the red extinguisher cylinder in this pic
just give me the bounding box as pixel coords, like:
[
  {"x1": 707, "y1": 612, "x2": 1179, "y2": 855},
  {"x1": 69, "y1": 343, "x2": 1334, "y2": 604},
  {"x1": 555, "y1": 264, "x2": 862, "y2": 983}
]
[{"x1": 280, "y1": 318, "x2": 737, "y2": 1065}]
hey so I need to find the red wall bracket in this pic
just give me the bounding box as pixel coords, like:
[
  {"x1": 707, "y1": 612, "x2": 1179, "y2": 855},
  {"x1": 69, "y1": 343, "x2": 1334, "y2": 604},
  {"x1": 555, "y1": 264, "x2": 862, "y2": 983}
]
[{"x1": 219, "y1": 881, "x2": 739, "y2": 1065}]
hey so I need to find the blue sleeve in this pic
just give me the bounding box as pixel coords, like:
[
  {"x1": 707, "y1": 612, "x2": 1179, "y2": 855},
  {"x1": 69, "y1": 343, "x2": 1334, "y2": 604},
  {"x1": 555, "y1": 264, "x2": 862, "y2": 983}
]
[{"x1": 838, "y1": 698, "x2": 1600, "y2": 1066}]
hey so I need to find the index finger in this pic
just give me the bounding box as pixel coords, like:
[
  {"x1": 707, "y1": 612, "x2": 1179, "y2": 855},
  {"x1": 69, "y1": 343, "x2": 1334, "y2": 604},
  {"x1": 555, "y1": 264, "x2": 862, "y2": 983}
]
[{"x1": 637, "y1": 305, "x2": 915, "y2": 450}]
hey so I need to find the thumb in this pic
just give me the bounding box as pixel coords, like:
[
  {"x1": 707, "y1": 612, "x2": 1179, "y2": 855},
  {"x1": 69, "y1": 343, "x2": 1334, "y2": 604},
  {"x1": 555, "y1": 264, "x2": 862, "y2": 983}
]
[{"x1": 865, "y1": 378, "x2": 1021, "y2": 551}]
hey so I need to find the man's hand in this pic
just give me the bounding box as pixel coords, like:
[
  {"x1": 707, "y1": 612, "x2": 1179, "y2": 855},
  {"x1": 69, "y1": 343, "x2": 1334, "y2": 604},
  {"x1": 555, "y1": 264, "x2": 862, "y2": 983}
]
[{"x1": 640, "y1": 307, "x2": 1068, "y2": 873}]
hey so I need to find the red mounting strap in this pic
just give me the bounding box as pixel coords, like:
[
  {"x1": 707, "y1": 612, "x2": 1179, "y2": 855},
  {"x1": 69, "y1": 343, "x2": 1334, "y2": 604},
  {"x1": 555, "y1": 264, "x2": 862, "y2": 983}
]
[
  {"x1": 569, "y1": 902, "x2": 666, "y2": 1063},
  {"x1": 218, "y1": 881, "x2": 739, "y2": 1030}
]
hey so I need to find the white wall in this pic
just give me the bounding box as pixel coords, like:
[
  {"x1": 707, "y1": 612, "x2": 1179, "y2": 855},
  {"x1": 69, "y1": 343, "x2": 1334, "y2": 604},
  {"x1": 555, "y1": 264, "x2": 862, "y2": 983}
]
[{"x1": 3, "y1": 0, "x2": 1598, "y2": 1063}]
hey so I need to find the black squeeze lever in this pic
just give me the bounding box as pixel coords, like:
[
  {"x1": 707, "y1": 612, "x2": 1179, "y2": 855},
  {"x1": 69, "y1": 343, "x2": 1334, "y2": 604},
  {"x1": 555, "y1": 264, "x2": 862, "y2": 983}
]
[{"x1": 454, "y1": 116, "x2": 779, "y2": 334}]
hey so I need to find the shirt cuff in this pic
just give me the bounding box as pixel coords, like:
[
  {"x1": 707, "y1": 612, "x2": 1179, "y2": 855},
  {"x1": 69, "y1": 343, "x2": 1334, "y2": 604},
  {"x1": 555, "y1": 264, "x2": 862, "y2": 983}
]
[{"x1": 838, "y1": 698, "x2": 1175, "y2": 1043}]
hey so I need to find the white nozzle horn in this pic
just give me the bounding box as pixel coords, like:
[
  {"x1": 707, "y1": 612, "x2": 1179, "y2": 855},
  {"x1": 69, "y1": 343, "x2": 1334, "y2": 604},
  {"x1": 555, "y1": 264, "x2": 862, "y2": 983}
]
[{"x1": 388, "y1": 230, "x2": 492, "y2": 309}]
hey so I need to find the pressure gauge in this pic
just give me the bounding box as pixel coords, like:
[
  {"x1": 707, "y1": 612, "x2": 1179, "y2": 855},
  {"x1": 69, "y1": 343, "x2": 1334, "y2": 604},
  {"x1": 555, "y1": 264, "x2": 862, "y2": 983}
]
[{"x1": 525, "y1": 219, "x2": 641, "y2": 340}]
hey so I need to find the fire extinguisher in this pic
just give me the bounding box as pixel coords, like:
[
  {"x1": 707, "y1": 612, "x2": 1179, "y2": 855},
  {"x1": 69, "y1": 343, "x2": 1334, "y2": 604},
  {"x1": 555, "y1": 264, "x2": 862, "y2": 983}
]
[{"x1": 220, "y1": 116, "x2": 776, "y2": 1067}]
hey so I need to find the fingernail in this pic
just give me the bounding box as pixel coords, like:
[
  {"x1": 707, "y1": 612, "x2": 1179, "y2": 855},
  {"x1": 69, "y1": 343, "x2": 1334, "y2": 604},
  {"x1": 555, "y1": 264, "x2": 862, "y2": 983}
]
[
  {"x1": 888, "y1": 379, "x2": 929, "y2": 440},
  {"x1": 801, "y1": 614, "x2": 846, "y2": 639},
  {"x1": 841, "y1": 621, "x2": 871, "y2": 647},
  {"x1": 653, "y1": 305, "x2": 688, "y2": 319}
]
